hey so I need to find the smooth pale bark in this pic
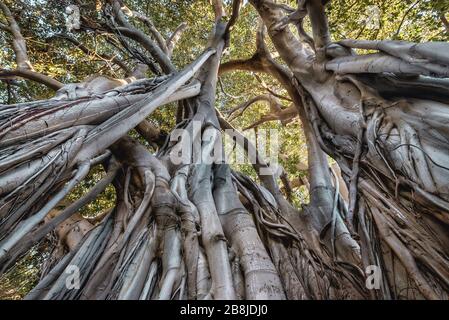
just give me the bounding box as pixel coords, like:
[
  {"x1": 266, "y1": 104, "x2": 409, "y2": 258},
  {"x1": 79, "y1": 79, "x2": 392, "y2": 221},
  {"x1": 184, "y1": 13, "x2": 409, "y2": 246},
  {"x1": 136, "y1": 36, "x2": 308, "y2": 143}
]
[
  {"x1": 2, "y1": 0, "x2": 449, "y2": 301},
  {"x1": 251, "y1": 0, "x2": 449, "y2": 299}
]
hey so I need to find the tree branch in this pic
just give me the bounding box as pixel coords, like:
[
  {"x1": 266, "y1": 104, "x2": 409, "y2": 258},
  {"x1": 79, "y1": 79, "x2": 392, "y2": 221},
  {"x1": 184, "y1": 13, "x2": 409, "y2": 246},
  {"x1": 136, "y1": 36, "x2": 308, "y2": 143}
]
[
  {"x1": 0, "y1": 1, "x2": 65, "y2": 90},
  {"x1": 212, "y1": 0, "x2": 226, "y2": 22},
  {"x1": 243, "y1": 105, "x2": 297, "y2": 130},
  {"x1": 441, "y1": 13, "x2": 449, "y2": 34},
  {"x1": 219, "y1": 56, "x2": 263, "y2": 74},
  {"x1": 306, "y1": 0, "x2": 331, "y2": 60},
  {"x1": 0, "y1": 68, "x2": 63, "y2": 90},
  {"x1": 216, "y1": 110, "x2": 284, "y2": 199},
  {"x1": 0, "y1": 21, "x2": 9, "y2": 31},
  {"x1": 253, "y1": 73, "x2": 292, "y2": 101},
  {"x1": 394, "y1": 0, "x2": 421, "y2": 38},
  {"x1": 122, "y1": 7, "x2": 169, "y2": 54},
  {"x1": 109, "y1": 0, "x2": 175, "y2": 73},
  {"x1": 254, "y1": 0, "x2": 315, "y2": 73},
  {"x1": 227, "y1": 94, "x2": 271, "y2": 118},
  {"x1": 337, "y1": 39, "x2": 449, "y2": 76},
  {"x1": 224, "y1": 0, "x2": 242, "y2": 46},
  {"x1": 135, "y1": 120, "x2": 163, "y2": 148}
]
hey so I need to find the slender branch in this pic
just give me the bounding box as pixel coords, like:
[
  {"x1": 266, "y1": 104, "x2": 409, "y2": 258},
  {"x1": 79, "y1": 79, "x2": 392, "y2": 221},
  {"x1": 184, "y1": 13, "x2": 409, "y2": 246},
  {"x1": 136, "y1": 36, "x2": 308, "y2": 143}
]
[
  {"x1": 218, "y1": 76, "x2": 244, "y2": 99},
  {"x1": 219, "y1": 56, "x2": 263, "y2": 74},
  {"x1": 227, "y1": 95, "x2": 267, "y2": 117},
  {"x1": 0, "y1": 21, "x2": 9, "y2": 31},
  {"x1": 122, "y1": 7, "x2": 169, "y2": 54},
  {"x1": 296, "y1": 17, "x2": 315, "y2": 50},
  {"x1": 212, "y1": 0, "x2": 226, "y2": 22},
  {"x1": 0, "y1": 1, "x2": 33, "y2": 70},
  {"x1": 441, "y1": 13, "x2": 449, "y2": 34},
  {"x1": 224, "y1": 0, "x2": 242, "y2": 45},
  {"x1": 306, "y1": 0, "x2": 331, "y2": 60},
  {"x1": 254, "y1": 73, "x2": 292, "y2": 101},
  {"x1": 52, "y1": 34, "x2": 131, "y2": 75}
]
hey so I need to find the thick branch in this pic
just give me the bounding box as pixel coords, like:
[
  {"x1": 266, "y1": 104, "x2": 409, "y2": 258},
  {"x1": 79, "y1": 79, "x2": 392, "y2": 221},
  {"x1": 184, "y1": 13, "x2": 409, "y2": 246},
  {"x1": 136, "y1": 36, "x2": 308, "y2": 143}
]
[
  {"x1": 326, "y1": 53, "x2": 444, "y2": 76},
  {"x1": 219, "y1": 56, "x2": 263, "y2": 74},
  {"x1": 123, "y1": 8, "x2": 169, "y2": 54}
]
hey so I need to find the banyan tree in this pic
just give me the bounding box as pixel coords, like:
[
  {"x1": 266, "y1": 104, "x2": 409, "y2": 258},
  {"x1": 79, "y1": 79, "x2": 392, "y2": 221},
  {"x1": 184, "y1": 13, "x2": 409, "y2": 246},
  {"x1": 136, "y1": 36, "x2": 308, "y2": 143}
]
[{"x1": 0, "y1": 0, "x2": 449, "y2": 300}]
